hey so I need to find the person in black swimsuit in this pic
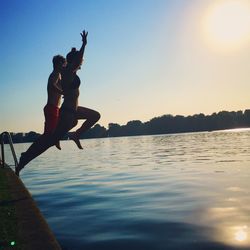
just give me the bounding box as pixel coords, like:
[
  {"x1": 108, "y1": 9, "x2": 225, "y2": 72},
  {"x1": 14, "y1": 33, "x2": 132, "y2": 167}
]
[
  {"x1": 15, "y1": 30, "x2": 100, "y2": 176},
  {"x1": 59, "y1": 43, "x2": 100, "y2": 149}
]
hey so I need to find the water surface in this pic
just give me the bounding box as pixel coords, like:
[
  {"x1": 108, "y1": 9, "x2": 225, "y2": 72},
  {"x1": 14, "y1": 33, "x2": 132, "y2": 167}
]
[{"x1": 5, "y1": 130, "x2": 250, "y2": 249}]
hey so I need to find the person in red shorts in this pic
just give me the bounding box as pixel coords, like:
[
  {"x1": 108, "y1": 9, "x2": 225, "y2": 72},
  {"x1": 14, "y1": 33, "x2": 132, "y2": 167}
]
[{"x1": 43, "y1": 55, "x2": 66, "y2": 149}]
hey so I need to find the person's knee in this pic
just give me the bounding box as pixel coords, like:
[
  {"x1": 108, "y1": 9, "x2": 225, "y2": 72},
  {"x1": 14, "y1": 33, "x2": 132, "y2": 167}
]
[{"x1": 93, "y1": 111, "x2": 101, "y2": 122}]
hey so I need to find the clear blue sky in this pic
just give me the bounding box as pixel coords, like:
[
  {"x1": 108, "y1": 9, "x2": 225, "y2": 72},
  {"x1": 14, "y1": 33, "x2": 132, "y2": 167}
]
[{"x1": 1, "y1": 0, "x2": 250, "y2": 133}]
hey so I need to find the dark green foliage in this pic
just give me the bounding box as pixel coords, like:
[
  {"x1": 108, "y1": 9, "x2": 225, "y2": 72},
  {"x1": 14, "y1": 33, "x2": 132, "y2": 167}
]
[{"x1": 3, "y1": 109, "x2": 250, "y2": 142}]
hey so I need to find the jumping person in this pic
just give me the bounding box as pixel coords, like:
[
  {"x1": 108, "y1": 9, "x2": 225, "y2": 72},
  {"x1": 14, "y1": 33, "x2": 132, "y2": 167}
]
[
  {"x1": 46, "y1": 30, "x2": 100, "y2": 149},
  {"x1": 60, "y1": 45, "x2": 101, "y2": 149},
  {"x1": 44, "y1": 55, "x2": 66, "y2": 150},
  {"x1": 15, "y1": 30, "x2": 100, "y2": 176}
]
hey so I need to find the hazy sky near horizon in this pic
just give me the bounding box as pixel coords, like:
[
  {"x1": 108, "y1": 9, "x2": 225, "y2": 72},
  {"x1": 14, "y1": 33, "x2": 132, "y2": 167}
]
[{"x1": 1, "y1": 0, "x2": 250, "y2": 133}]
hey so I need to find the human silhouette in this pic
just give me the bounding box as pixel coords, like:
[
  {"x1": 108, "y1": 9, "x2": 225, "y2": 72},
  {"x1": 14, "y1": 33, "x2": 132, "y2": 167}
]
[
  {"x1": 15, "y1": 30, "x2": 100, "y2": 176},
  {"x1": 44, "y1": 55, "x2": 66, "y2": 150}
]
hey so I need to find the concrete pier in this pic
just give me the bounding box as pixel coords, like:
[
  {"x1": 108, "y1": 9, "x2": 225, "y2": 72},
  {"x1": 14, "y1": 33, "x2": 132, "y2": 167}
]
[{"x1": 0, "y1": 165, "x2": 61, "y2": 250}]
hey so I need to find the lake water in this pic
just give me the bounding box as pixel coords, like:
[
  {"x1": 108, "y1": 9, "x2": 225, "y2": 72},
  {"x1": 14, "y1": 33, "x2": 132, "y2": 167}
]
[{"x1": 4, "y1": 129, "x2": 250, "y2": 250}]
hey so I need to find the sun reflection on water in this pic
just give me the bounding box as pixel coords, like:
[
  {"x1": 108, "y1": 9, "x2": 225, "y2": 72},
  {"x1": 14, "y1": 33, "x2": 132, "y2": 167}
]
[
  {"x1": 204, "y1": 206, "x2": 250, "y2": 247},
  {"x1": 234, "y1": 226, "x2": 248, "y2": 242},
  {"x1": 214, "y1": 223, "x2": 250, "y2": 246}
]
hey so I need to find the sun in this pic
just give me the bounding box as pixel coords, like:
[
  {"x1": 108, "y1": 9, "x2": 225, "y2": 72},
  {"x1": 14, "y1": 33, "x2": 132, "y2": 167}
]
[{"x1": 202, "y1": 0, "x2": 250, "y2": 51}]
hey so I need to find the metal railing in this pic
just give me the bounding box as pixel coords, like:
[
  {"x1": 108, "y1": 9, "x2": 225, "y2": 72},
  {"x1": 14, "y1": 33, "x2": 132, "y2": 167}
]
[{"x1": 0, "y1": 132, "x2": 18, "y2": 169}]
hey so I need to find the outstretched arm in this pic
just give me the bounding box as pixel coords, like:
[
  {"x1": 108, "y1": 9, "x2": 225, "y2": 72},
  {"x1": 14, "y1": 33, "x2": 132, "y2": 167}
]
[
  {"x1": 79, "y1": 30, "x2": 88, "y2": 59},
  {"x1": 70, "y1": 30, "x2": 88, "y2": 72}
]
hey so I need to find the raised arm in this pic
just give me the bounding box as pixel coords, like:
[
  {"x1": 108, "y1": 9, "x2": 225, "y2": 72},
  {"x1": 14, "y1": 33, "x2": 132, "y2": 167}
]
[
  {"x1": 79, "y1": 30, "x2": 88, "y2": 59},
  {"x1": 67, "y1": 30, "x2": 88, "y2": 73}
]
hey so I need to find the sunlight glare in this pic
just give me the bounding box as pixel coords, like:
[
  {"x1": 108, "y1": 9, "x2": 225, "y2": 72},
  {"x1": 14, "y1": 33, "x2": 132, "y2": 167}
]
[
  {"x1": 235, "y1": 226, "x2": 248, "y2": 242},
  {"x1": 202, "y1": 0, "x2": 250, "y2": 51}
]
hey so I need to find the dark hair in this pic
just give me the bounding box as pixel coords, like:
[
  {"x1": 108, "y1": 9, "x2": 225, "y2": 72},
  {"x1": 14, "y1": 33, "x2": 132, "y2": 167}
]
[
  {"x1": 52, "y1": 55, "x2": 66, "y2": 68},
  {"x1": 66, "y1": 48, "x2": 80, "y2": 64}
]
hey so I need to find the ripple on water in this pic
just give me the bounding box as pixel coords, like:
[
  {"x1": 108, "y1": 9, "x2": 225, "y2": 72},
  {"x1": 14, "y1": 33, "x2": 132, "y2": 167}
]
[{"x1": 4, "y1": 131, "x2": 250, "y2": 249}]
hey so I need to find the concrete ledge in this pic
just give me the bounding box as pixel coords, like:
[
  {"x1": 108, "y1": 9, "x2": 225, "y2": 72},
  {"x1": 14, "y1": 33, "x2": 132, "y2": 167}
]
[{"x1": 0, "y1": 165, "x2": 61, "y2": 250}]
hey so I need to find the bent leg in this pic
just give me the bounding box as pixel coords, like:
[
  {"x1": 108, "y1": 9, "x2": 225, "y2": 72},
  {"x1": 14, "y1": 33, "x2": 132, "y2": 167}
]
[
  {"x1": 75, "y1": 106, "x2": 101, "y2": 135},
  {"x1": 16, "y1": 134, "x2": 55, "y2": 176},
  {"x1": 70, "y1": 106, "x2": 100, "y2": 149},
  {"x1": 16, "y1": 111, "x2": 75, "y2": 176}
]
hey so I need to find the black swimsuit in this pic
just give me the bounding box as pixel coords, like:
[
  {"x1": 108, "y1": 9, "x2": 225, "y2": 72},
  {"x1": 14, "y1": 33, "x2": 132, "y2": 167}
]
[
  {"x1": 61, "y1": 68, "x2": 81, "y2": 90},
  {"x1": 60, "y1": 74, "x2": 81, "y2": 114},
  {"x1": 72, "y1": 75, "x2": 80, "y2": 89}
]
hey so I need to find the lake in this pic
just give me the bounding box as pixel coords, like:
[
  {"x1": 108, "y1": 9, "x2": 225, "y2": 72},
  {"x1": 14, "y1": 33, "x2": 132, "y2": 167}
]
[{"x1": 4, "y1": 129, "x2": 250, "y2": 250}]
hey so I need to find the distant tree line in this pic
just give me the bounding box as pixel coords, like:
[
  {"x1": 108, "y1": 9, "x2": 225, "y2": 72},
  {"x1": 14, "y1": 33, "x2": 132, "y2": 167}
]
[
  {"x1": 2, "y1": 109, "x2": 250, "y2": 144},
  {"x1": 107, "y1": 109, "x2": 250, "y2": 137}
]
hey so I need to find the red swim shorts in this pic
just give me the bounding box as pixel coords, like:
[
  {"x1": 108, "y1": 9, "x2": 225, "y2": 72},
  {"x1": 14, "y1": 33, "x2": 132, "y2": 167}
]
[{"x1": 43, "y1": 104, "x2": 60, "y2": 134}]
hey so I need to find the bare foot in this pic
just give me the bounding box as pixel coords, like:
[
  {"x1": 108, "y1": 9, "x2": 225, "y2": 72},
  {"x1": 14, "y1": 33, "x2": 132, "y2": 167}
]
[
  {"x1": 15, "y1": 153, "x2": 25, "y2": 177},
  {"x1": 55, "y1": 141, "x2": 61, "y2": 150},
  {"x1": 69, "y1": 133, "x2": 83, "y2": 149}
]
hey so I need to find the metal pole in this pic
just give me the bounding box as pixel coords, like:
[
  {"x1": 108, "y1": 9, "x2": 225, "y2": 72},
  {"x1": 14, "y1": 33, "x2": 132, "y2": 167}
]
[
  {"x1": 0, "y1": 131, "x2": 19, "y2": 169},
  {"x1": 7, "y1": 132, "x2": 18, "y2": 168},
  {"x1": 0, "y1": 133, "x2": 5, "y2": 168}
]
